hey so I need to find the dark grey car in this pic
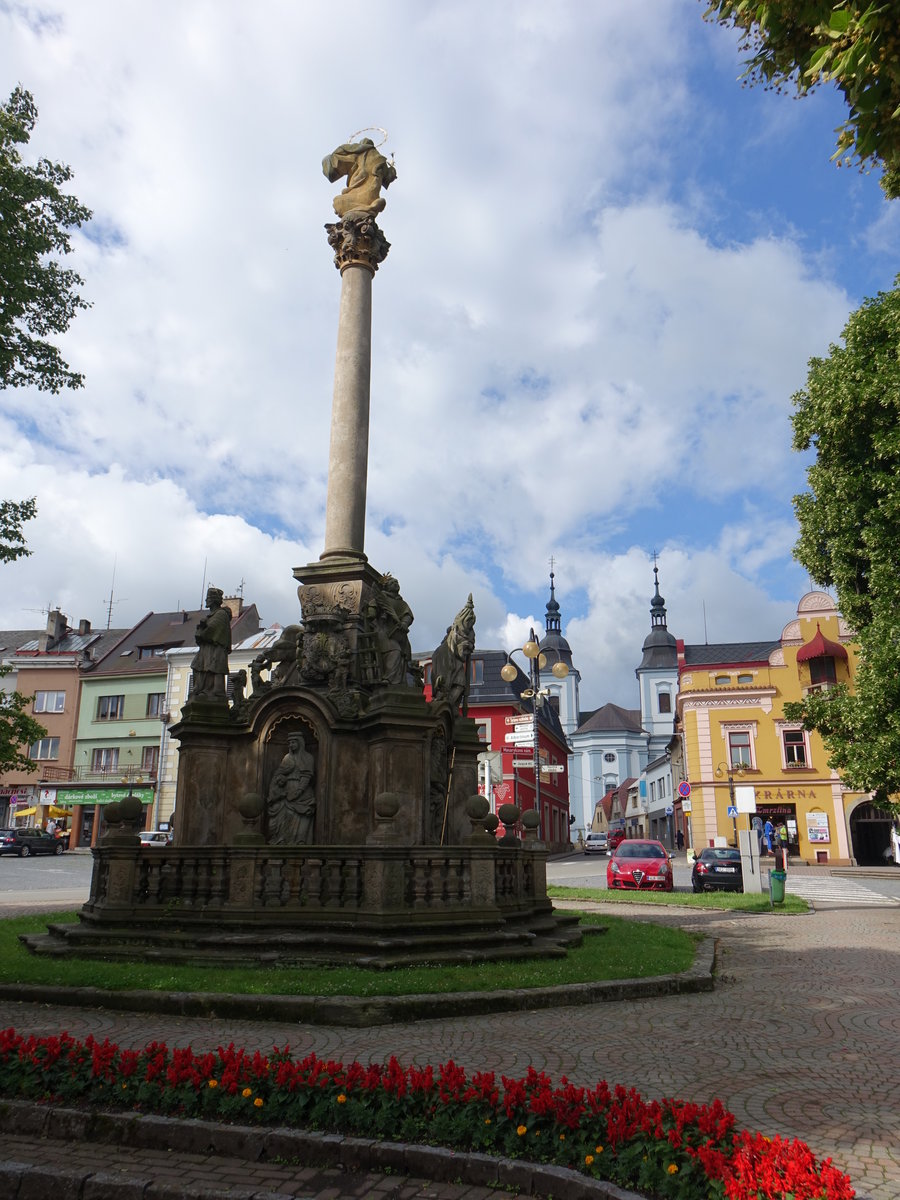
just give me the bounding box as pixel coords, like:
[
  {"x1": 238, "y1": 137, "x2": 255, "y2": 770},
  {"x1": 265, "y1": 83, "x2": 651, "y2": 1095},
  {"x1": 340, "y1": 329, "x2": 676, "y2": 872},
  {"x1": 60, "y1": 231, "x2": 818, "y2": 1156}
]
[{"x1": 0, "y1": 828, "x2": 67, "y2": 857}]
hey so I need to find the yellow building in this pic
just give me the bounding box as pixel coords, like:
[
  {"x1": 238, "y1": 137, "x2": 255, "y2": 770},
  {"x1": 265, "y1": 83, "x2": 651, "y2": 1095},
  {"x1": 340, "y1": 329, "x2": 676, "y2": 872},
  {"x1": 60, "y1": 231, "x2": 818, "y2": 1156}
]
[{"x1": 674, "y1": 591, "x2": 873, "y2": 866}]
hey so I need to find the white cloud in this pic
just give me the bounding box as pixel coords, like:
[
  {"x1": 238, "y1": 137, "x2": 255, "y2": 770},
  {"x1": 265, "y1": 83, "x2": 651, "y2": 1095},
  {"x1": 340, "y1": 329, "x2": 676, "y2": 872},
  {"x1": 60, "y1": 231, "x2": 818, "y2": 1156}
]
[{"x1": 0, "y1": 1, "x2": 889, "y2": 712}]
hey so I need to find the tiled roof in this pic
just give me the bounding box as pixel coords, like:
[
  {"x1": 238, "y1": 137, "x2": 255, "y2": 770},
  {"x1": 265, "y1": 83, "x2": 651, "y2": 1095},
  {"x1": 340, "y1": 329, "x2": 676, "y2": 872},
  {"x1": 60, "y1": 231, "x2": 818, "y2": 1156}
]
[
  {"x1": 681, "y1": 641, "x2": 780, "y2": 667},
  {"x1": 90, "y1": 605, "x2": 263, "y2": 677},
  {"x1": 575, "y1": 702, "x2": 643, "y2": 735}
]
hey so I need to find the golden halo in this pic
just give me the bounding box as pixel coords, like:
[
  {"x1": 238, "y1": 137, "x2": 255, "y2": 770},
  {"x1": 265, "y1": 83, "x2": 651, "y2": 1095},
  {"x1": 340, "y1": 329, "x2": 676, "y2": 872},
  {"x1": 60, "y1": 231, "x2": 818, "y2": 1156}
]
[{"x1": 347, "y1": 126, "x2": 389, "y2": 147}]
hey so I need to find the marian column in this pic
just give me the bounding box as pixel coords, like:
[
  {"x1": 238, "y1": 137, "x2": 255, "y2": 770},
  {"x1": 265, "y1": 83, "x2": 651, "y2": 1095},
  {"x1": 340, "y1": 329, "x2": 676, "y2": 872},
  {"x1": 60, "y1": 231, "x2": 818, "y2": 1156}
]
[{"x1": 320, "y1": 138, "x2": 395, "y2": 561}]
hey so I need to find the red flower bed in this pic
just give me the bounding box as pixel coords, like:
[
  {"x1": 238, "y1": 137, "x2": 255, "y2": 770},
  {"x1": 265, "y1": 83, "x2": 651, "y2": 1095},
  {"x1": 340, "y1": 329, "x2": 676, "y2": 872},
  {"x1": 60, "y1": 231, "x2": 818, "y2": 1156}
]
[{"x1": 0, "y1": 1027, "x2": 853, "y2": 1199}]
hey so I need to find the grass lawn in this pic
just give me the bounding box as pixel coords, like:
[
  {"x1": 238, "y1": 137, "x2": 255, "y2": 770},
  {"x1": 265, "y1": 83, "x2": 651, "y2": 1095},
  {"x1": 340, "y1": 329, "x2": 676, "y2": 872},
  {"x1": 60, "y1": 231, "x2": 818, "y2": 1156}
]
[
  {"x1": 1, "y1": 910, "x2": 698, "y2": 997},
  {"x1": 548, "y1": 884, "x2": 808, "y2": 914}
]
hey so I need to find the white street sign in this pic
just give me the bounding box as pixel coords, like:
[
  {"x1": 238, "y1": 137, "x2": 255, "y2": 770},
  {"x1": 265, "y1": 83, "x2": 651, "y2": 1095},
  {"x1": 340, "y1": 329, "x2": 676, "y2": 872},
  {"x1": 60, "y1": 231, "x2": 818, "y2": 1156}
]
[
  {"x1": 505, "y1": 714, "x2": 535, "y2": 726},
  {"x1": 540, "y1": 764, "x2": 564, "y2": 774},
  {"x1": 512, "y1": 759, "x2": 535, "y2": 769},
  {"x1": 504, "y1": 732, "x2": 534, "y2": 744}
]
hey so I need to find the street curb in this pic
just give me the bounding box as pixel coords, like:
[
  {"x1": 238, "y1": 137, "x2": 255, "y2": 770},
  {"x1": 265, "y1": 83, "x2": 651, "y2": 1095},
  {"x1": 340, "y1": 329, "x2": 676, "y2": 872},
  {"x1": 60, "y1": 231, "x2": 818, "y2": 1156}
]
[
  {"x1": 0, "y1": 936, "x2": 715, "y2": 1027},
  {"x1": 0, "y1": 1098, "x2": 644, "y2": 1200}
]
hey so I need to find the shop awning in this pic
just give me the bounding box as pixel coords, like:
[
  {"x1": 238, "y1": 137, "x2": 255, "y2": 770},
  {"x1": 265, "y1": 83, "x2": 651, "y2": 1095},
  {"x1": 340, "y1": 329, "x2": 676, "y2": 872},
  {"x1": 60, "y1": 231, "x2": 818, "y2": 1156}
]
[{"x1": 14, "y1": 807, "x2": 36, "y2": 818}]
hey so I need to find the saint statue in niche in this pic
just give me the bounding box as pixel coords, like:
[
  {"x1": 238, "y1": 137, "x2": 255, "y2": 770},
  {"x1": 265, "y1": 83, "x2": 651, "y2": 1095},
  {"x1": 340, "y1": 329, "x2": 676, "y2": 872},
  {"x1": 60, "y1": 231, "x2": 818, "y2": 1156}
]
[{"x1": 266, "y1": 733, "x2": 316, "y2": 845}]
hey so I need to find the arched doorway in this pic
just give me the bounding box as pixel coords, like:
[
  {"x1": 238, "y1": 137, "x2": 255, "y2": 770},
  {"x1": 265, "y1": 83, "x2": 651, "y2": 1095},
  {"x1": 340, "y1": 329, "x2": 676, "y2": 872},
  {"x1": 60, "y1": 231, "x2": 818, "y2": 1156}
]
[{"x1": 849, "y1": 801, "x2": 893, "y2": 866}]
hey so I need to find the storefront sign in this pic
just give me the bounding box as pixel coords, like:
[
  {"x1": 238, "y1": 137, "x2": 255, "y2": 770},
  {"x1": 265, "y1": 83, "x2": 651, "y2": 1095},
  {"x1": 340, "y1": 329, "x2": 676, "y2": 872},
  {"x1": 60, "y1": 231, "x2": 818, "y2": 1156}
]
[{"x1": 56, "y1": 787, "x2": 154, "y2": 806}]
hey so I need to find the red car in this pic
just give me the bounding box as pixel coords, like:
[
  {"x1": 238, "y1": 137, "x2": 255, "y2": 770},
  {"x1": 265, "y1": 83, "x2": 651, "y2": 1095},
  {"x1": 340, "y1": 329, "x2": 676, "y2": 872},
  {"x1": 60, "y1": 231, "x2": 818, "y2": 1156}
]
[
  {"x1": 607, "y1": 839, "x2": 673, "y2": 891},
  {"x1": 607, "y1": 829, "x2": 626, "y2": 853}
]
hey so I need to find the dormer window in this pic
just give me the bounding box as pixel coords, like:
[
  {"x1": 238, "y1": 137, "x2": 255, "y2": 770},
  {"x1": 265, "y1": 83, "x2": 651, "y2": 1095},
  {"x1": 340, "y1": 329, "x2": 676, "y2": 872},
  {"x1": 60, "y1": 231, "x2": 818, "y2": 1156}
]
[{"x1": 809, "y1": 656, "x2": 837, "y2": 686}]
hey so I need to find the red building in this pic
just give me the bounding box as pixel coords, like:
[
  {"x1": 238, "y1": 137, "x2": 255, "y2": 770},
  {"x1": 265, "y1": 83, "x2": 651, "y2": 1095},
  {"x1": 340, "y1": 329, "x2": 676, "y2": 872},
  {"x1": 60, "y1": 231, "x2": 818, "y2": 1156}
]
[{"x1": 422, "y1": 649, "x2": 571, "y2": 851}]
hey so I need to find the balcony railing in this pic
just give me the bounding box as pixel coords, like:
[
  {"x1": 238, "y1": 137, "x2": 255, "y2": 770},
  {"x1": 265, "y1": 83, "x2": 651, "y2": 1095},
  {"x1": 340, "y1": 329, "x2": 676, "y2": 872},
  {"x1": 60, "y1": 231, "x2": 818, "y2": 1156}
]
[{"x1": 37, "y1": 765, "x2": 158, "y2": 784}]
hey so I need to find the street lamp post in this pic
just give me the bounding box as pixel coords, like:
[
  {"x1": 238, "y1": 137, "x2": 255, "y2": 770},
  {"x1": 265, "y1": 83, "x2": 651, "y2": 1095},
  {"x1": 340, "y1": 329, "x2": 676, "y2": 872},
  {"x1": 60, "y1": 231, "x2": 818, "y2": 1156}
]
[
  {"x1": 715, "y1": 761, "x2": 744, "y2": 847},
  {"x1": 500, "y1": 628, "x2": 569, "y2": 837}
]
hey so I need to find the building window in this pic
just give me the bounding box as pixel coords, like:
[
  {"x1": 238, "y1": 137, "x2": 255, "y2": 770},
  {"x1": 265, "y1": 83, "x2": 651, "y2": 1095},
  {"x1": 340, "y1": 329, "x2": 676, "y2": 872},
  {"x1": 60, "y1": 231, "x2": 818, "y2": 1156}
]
[
  {"x1": 423, "y1": 662, "x2": 432, "y2": 686},
  {"x1": 475, "y1": 721, "x2": 489, "y2": 744},
  {"x1": 809, "y1": 657, "x2": 837, "y2": 686},
  {"x1": 34, "y1": 691, "x2": 65, "y2": 714},
  {"x1": 737, "y1": 673, "x2": 753, "y2": 684},
  {"x1": 657, "y1": 690, "x2": 671, "y2": 713},
  {"x1": 146, "y1": 693, "x2": 165, "y2": 718},
  {"x1": 469, "y1": 659, "x2": 484, "y2": 685},
  {"x1": 603, "y1": 752, "x2": 616, "y2": 763},
  {"x1": 91, "y1": 747, "x2": 119, "y2": 772},
  {"x1": 783, "y1": 729, "x2": 808, "y2": 768},
  {"x1": 97, "y1": 695, "x2": 125, "y2": 721},
  {"x1": 141, "y1": 745, "x2": 159, "y2": 774},
  {"x1": 138, "y1": 646, "x2": 168, "y2": 659},
  {"x1": 714, "y1": 674, "x2": 731, "y2": 685},
  {"x1": 728, "y1": 730, "x2": 752, "y2": 768},
  {"x1": 30, "y1": 737, "x2": 59, "y2": 761}
]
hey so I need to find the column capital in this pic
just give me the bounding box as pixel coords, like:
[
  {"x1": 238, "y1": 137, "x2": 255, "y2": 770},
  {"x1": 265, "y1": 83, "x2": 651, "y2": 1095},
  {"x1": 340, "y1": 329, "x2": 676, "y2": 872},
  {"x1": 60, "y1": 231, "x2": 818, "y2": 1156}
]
[{"x1": 325, "y1": 214, "x2": 390, "y2": 275}]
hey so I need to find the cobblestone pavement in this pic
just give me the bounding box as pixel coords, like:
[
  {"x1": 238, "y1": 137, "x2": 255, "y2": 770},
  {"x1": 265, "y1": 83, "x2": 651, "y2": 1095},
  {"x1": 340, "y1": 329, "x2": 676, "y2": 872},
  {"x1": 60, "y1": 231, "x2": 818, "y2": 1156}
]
[{"x1": 2, "y1": 904, "x2": 897, "y2": 1199}]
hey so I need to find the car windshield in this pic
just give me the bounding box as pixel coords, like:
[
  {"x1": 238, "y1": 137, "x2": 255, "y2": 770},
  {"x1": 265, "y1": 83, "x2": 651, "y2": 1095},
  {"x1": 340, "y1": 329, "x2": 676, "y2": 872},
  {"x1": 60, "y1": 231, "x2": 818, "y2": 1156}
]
[
  {"x1": 618, "y1": 843, "x2": 666, "y2": 860},
  {"x1": 702, "y1": 849, "x2": 741, "y2": 862}
]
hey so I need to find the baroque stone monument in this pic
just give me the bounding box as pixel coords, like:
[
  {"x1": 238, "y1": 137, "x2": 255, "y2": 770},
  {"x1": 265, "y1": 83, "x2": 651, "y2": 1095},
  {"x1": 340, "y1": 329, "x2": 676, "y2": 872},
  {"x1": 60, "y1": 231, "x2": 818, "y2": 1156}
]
[{"x1": 25, "y1": 135, "x2": 580, "y2": 967}]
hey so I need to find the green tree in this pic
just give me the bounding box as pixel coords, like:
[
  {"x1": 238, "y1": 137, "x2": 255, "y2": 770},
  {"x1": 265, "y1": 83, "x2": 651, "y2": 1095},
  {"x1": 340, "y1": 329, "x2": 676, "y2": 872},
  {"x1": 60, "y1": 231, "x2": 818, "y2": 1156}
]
[
  {"x1": 703, "y1": 2, "x2": 900, "y2": 198},
  {"x1": 0, "y1": 497, "x2": 37, "y2": 564},
  {"x1": 786, "y1": 278, "x2": 900, "y2": 808},
  {"x1": 0, "y1": 86, "x2": 92, "y2": 392},
  {"x1": 0, "y1": 680, "x2": 47, "y2": 777}
]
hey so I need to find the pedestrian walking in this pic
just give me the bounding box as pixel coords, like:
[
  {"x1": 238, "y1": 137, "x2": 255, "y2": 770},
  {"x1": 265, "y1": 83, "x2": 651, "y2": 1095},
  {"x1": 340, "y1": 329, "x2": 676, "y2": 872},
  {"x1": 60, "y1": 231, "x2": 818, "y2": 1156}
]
[
  {"x1": 676, "y1": 828, "x2": 684, "y2": 851},
  {"x1": 763, "y1": 817, "x2": 774, "y2": 856}
]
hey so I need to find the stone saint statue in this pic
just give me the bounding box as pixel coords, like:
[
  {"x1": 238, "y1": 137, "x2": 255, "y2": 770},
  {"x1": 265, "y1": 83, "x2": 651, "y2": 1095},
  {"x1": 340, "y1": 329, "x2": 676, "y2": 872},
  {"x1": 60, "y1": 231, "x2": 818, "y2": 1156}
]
[
  {"x1": 431, "y1": 594, "x2": 476, "y2": 713},
  {"x1": 190, "y1": 588, "x2": 232, "y2": 702},
  {"x1": 267, "y1": 733, "x2": 316, "y2": 845},
  {"x1": 322, "y1": 137, "x2": 396, "y2": 218},
  {"x1": 367, "y1": 574, "x2": 414, "y2": 685}
]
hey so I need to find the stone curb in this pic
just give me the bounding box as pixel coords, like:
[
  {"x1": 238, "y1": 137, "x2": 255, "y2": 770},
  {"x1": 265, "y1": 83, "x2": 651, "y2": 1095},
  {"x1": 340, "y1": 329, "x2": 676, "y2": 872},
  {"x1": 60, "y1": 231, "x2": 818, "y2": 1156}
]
[
  {"x1": 0, "y1": 1099, "x2": 643, "y2": 1200},
  {"x1": 0, "y1": 936, "x2": 715, "y2": 1028}
]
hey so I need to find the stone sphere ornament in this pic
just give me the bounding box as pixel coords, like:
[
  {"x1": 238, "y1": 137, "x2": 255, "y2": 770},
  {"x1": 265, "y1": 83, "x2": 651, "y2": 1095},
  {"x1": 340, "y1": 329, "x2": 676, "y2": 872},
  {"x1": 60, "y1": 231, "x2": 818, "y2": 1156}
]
[
  {"x1": 497, "y1": 803, "x2": 521, "y2": 826},
  {"x1": 238, "y1": 792, "x2": 265, "y2": 821},
  {"x1": 465, "y1": 795, "x2": 491, "y2": 821}
]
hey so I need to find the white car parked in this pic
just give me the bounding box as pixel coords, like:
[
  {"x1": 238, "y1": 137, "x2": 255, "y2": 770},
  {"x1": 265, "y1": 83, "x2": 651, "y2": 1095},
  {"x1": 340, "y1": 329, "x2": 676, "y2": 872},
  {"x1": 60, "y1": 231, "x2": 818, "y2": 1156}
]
[
  {"x1": 583, "y1": 832, "x2": 609, "y2": 855},
  {"x1": 139, "y1": 830, "x2": 172, "y2": 848}
]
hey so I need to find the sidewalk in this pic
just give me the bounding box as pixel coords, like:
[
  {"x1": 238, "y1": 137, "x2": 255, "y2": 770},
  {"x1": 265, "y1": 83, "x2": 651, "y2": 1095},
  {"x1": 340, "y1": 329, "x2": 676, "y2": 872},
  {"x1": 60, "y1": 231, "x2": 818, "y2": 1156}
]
[{"x1": 0, "y1": 904, "x2": 894, "y2": 1199}]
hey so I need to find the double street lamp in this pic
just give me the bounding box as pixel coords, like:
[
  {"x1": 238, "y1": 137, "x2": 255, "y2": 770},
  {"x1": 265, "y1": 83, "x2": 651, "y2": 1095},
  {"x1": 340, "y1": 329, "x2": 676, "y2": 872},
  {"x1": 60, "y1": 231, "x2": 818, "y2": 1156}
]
[{"x1": 500, "y1": 628, "x2": 569, "y2": 831}]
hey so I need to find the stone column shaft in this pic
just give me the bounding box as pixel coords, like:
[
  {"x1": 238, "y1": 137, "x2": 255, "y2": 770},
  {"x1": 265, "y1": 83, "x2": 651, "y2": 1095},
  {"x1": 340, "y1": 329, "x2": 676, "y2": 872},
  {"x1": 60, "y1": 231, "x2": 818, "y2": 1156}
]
[{"x1": 323, "y1": 264, "x2": 372, "y2": 560}]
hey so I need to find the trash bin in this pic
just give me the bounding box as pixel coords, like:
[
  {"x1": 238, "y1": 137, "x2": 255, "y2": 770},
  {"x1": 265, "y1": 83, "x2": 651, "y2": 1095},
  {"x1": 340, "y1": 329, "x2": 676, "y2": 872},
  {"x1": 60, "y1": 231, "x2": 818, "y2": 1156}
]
[{"x1": 769, "y1": 869, "x2": 787, "y2": 905}]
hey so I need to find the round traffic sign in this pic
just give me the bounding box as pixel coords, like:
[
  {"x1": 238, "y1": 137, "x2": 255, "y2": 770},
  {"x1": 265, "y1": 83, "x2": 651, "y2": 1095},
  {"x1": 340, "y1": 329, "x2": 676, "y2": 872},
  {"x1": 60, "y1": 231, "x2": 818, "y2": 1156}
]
[{"x1": 677, "y1": 781, "x2": 691, "y2": 798}]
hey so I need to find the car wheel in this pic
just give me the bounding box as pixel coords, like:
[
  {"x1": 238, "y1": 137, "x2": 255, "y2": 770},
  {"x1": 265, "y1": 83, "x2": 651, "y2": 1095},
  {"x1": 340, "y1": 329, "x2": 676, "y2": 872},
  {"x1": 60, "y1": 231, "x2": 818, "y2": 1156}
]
[
  {"x1": 54, "y1": 843, "x2": 64, "y2": 855},
  {"x1": 19, "y1": 846, "x2": 30, "y2": 858}
]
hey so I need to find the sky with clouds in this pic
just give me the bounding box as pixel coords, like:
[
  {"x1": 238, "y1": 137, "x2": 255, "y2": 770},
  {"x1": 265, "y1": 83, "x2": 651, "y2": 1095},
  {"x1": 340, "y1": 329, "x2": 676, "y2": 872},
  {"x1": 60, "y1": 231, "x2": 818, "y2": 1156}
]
[{"x1": 2, "y1": 0, "x2": 897, "y2": 709}]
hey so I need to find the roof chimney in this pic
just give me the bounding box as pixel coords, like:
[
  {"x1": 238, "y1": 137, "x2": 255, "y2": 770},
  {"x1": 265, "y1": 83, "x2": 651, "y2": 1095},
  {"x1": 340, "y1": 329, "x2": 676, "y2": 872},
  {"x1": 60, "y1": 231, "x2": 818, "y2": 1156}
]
[
  {"x1": 223, "y1": 595, "x2": 244, "y2": 618},
  {"x1": 78, "y1": 618, "x2": 91, "y2": 636},
  {"x1": 38, "y1": 609, "x2": 67, "y2": 651}
]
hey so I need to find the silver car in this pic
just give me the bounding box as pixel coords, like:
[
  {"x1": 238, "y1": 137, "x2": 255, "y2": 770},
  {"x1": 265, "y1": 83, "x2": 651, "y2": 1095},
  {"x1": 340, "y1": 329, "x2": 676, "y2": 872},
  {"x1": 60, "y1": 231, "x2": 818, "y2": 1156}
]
[{"x1": 583, "y1": 832, "x2": 609, "y2": 855}]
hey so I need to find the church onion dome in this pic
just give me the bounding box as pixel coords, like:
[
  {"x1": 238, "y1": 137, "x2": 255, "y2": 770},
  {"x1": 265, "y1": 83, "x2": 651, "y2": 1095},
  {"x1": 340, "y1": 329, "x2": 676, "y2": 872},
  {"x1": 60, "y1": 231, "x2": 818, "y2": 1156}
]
[
  {"x1": 539, "y1": 570, "x2": 574, "y2": 668},
  {"x1": 638, "y1": 565, "x2": 677, "y2": 671},
  {"x1": 796, "y1": 624, "x2": 848, "y2": 663}
]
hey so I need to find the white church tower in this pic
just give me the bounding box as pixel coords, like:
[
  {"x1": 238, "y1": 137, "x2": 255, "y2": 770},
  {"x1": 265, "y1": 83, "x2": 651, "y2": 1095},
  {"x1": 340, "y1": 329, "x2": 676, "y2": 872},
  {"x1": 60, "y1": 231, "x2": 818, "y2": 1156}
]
[{"x1": 635, "y1": 565, "x2": 678, "y2": 760}]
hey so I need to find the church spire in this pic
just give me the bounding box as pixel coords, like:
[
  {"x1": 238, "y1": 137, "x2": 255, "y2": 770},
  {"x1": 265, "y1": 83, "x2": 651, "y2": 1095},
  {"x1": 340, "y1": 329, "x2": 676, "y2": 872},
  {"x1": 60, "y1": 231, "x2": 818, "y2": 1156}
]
[
  {"x1": 545, "y1": 564, "x2": 561, "y2": 636},
  {"x1": 650, "y1": 563, "x2": 668, "y2": 630}
]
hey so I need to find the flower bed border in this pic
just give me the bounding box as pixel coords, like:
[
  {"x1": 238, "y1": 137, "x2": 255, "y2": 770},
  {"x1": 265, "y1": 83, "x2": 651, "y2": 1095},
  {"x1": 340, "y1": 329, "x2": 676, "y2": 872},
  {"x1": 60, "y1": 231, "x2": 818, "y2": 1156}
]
[
  {"x1": 0, "y1": 1028, "x2": 856, "y2": 1199},
  {"x1": 0, "y1": 1097, "x2": 639, "y2": 1200},
  {"x1": 0, "y1": 935, "x2": 715, "y2": 1027}
]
